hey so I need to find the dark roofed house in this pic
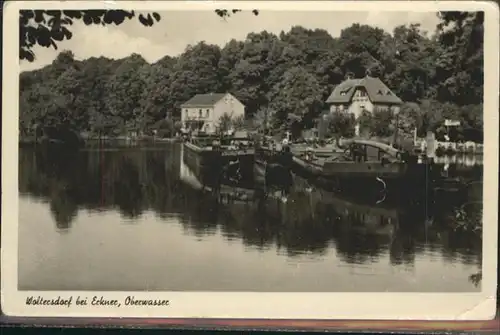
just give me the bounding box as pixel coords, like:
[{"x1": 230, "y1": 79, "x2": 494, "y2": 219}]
[
  {"x1": 326, "y1": 74, "x2": 402, "y2": 113},
  {"x1": 181, "y1": 93, "x2": 228, "y2": 107},
  {"x1": 325, "y1": 73, "x2": 403, "y2": 136},
  {"x1": 180, "y1": 93, "x2": 245, "y2": 134}
]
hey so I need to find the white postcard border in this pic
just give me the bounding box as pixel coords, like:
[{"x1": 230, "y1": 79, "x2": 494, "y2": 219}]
[{"x1": 2, "y1": 1, "x2": 498, "y2": 320}]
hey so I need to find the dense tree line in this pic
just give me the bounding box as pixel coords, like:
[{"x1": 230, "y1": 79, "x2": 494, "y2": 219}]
[{"x1": 19, "y1": 11, "x2": 484, "y2": 143}]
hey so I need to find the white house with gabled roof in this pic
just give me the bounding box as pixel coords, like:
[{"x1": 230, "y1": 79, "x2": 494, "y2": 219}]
[
  {"x1": 326, "y1": 74, "x2": 403, "y2": 119},
  {"x1": 180, "y1": 92, "x2": 245, "y2": 134}
]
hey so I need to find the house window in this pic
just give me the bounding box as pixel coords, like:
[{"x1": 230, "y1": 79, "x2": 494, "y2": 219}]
[
  {"x1": 184, "y1": 109, "x2": 189, "y2": 118},
  {"x1": 355, "y1": 90, "x2": 366, "y2": 97},
  {"x1": 199, "y1": 109, "x2": 202, "y2": 118},
  {"x1": 339, "y1": 105, "x2": 344, "y2": 111},
  {"x1": 206, "y1": 109, "x2": 210, "y2": 118}
]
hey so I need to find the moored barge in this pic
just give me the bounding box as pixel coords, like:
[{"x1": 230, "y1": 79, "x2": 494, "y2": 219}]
[
  {"x1": 182, "y1": 133, "x2": 255, "y2": 189},
  {"x1": 290, "y1": 139, "x2": 429, "y2": 194}
]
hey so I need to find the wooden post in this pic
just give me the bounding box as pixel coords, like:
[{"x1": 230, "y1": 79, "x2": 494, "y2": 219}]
[
  {"x1": 426, "y1": 131, "x2": 436, "y2": 159},
  {"x1": 264, "y1": 108, "x2": 268, "y2": 136},
  {"x1": 392, "y1": 112, "x2": 399, "y2": 147}
]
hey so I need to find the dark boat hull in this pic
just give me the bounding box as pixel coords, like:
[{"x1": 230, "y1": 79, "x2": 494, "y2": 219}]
[
  {"x1": 291, "y1": 155, "x2": 430, "y2": 197},
  {"x1": 183, "y1": 142, "x2": 255, "y2": 188},
  {"x1": 253, "y1": 147, "x2": 294, "y2": 187}
]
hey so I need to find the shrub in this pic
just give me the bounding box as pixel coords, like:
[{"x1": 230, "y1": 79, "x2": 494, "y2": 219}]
[
  {"x1": 326, "y1": 111, "x2": 356, "y2": 138},
  {"x1": 371, "y1": 107, "x2": 395, "y2": 137}
]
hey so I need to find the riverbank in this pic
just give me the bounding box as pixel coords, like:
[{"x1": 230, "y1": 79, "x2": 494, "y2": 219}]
[{"x1": 19, "y1": 136, "x2": 181, "y2": 146}]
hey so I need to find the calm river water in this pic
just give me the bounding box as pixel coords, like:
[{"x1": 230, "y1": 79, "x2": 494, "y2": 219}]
[{"x1": 18, "y1": 142, "x2": 483, "y2": 292}]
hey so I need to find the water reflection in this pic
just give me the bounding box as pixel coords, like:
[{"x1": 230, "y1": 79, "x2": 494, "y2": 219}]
[{"x1": 18, "y1": 143, "x2": 483, "y2": 291}]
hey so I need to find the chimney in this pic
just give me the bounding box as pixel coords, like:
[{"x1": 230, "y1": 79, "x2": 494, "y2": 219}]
[{"x1": 365, "y1": 69, "x2": 372, "y2": 77}]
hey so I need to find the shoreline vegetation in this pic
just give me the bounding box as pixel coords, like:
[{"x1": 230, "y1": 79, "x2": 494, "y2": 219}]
[
  {"x1": 18, "y1": 133, "x2": 483, "y2": 157},
  {"x1": 19, "y1": 12, "x2": 483, "y2": 155},
  {"x1": 19, "y1": 135, "x2": 180, "y2": 145}
]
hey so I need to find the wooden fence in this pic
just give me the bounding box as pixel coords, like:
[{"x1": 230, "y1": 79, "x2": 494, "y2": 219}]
[{"x1": 415, "y1": 138, "x2": 483, "y2": 155}]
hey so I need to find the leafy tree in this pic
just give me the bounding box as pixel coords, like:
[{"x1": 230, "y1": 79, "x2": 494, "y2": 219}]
[
  {"x1": 435, "y1": 11, "x2": 484, "y2": 105},
  {"x1": 231, "y1": 115, "x2": 246, "y2": 130},
  {"x1": 153, "y1": 119, "x2": 175, "y2": 138},
  {"x1": 371, "y1": 108, "x2": 395, "y2": 137},
  {"x1": 357, "y1": 110, "x2": 373, "y2": 137},
  {"x1": 384, "y1": 24, "x2": 437, "y2": 102},
  {"x1": 217, "y1": 113, "x2": 233, "y2": 134},
  {"x1": 336, "y1": 24, "x2": 389, "y2": 78},
  {"x1": 218, "y1": 39, "x2": 245, "y2": 91},
  {"x1": 326, "y1": 112, "x2": 356, "y2": 139},
  {"x1": 269, "y1": 66, "x2": 323, "y2": 129},
  {"x1": 20, "y1": 10, "x2": 162, "y2": 62},
  {"x1": 168, "y1": 42, "x2": 222, "y2": 116},
  {"x1": 398, "y1": 102, "x2": 423, "y2": 136},
  {"x1": 215, "y1": 9, "x2": 259, "y2": 18},
  {"x1": 230, "y1": 31, "x2": 283, "y2": 116},
  {"x1": 252, "y1": 107, "x2": 274, "y2": 132},
  {"x1": 20, "y1": 9, "x2": 259, "y2": 62},
  {"x1": 103, "y1": 54, "x2": 148, "y2": 135}
]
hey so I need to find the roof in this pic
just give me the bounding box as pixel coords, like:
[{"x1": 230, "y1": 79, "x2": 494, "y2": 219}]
[
  {"x1": 326, "y1": 76, "x2": 403, "y2": 105},
  {"x1": 181, "y1": 93, "x2": 228, "y2": 107}
]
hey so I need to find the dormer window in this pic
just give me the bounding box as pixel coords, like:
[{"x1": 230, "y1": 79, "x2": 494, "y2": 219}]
[
  {"x1": 386, "y1": 91, "x2": 393, "y2": 95},
  {"x1": 377, "y1": 90, "x2": 383, "y2": 95},
  {"x1": 339, "y1": 86, "x2": 352, "y2": 96}
]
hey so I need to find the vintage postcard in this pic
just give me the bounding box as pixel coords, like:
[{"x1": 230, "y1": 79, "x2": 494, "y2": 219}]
[{"x1": 2, "y1": 0, "x2": 498, "y2": 321}]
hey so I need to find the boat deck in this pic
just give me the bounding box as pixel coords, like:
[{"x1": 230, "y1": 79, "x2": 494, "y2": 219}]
[
  {"x1": 290, "y1": 144, "x2": 343, "y2": 157},
  {"x1": 293, "y1": 155, "x2": 407, "y2": 177}
]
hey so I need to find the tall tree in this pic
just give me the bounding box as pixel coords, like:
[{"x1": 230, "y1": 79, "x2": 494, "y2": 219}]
[
  {"x1": 167, "y1": 42, "x2": 222, "y2": 115},
  {"x1": 230, "y1": 31, "x2": 283, "y2": 115},
  {"x1": 218, "y1": 39, "x2": 245, "y2": 92},
  {"x1": 139, "y1": 56, "x2": 177, "y2": 131},
  {"x1": 102, "y1": 54, "x2": 149, "y2": 134},
  {"x1": 434, "y1": 11, "x2": 484, "y2": 105},
  {"x1": 384, "y1": 24, "x2": 438, "y2": 102},
  {"x1": 269, "y1": 66, "x2": 323, "y2": 129}
]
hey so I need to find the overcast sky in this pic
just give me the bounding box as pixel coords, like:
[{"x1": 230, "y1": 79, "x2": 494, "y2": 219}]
[{"x1": 20, "y1": 10, "x2": 440, "y2": 72}]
